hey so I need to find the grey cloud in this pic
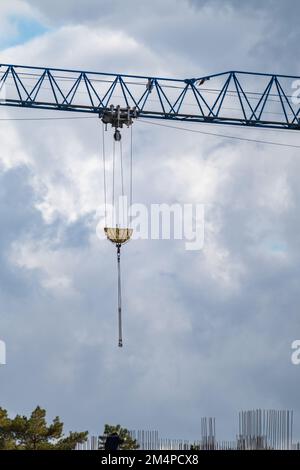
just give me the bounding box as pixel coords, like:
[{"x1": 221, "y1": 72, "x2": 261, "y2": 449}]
[{"x1": 24, "y1": 0, "x2": 300, "y2": 75}]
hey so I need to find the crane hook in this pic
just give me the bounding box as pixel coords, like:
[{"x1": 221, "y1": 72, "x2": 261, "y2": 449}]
[{"x1": 114, "y1": 129, "x2": 122, "y2": 142}]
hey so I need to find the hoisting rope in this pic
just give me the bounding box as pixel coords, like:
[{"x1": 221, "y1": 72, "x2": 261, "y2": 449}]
[
  {"x1": 120, "y1": 139, "x2": 125, "y2": 200},
  {"x1": 129, "y1": 126, "x2": 133, "y2": 227},
  {"x1": 117, "y1": 243, "x2": 123, "y2": 347},
  {"x1": 117, "y1": 139, "x2": 124, "y2": 347},
  {"x1": 102, "y1": 124, "x2": 133, "y2": 228},
  {"x1": 100, "y1": 124, "x2": 134, "y2": 348},
  {"x1": 101, "y1": 122, "x2": 107, "y2": 227},
  {"x1": 112, "y1": 138, "x2": 116, "y2": 226},
  {"x1": 120, "y1": 139, "x2": 125, "y2": 224}
]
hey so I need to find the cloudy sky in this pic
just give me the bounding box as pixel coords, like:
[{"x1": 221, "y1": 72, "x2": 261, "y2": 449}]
[{"x1": 1, "y1": 0, "x2": 300, "y2": 443}]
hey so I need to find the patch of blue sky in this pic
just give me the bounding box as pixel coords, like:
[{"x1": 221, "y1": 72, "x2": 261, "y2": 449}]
[
  {"x1": 261, "y1": 238, "x2": 287, "y2": 254},
  {"x1": 269, "y1": 241, "x2": 287, "y2": 253},
  {"x1": 0, "y1": 16, "x2": 50, "y2": 49}
]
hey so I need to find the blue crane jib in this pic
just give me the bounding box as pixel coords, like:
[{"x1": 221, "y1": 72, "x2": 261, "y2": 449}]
[{"x1": 0, "y1": 63, "x2": 300, "y2": 130}]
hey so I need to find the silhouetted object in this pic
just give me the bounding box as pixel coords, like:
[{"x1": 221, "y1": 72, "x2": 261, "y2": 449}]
[
  {"x1": 105, "y1": 432, "x2": 124, "y2": 451},
  {"x1": 146, "y1": 78, "x2": 154, "y2": 92}
]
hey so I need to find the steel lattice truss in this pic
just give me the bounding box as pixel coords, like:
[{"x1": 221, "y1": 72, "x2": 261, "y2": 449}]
[{"x1": 1, "y1": 63, "x2": 300, "y2": 130}]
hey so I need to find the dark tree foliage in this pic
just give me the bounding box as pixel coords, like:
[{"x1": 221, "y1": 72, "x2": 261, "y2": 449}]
[{"x1": 0, "y1": 406, "x2": 88, "y2": 450}]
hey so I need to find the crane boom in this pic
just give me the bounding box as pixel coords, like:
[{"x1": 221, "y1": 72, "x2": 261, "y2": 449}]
[{"x1": 0, "y1": 63, "x2": 300, "y2": 130}]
